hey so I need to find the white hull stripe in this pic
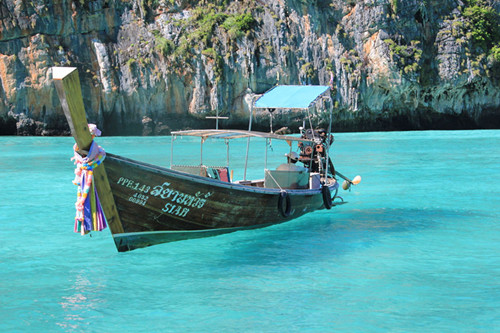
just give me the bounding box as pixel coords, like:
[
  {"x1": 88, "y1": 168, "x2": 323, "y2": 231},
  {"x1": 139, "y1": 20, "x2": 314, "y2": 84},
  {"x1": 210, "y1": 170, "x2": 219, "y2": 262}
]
[{"x1": 112, "y1": 225, "x2": 263, "y2": 239}]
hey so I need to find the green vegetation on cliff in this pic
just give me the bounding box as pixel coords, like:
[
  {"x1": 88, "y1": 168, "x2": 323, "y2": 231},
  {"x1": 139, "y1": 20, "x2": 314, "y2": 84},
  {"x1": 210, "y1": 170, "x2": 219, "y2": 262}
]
[
  {"x1": 152, "y1": 1, "x2": 255, "y2": 80},
  {"x1": 461, "y1": 0, "x2": 500, "y2": 75},
  {"x1": 462, "y1": 0, "x2": 500, "y2": 51}
]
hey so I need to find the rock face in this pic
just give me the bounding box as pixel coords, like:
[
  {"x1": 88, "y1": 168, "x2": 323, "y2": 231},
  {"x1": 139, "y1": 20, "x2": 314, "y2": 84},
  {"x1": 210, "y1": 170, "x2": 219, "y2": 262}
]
[{"x1": 0, "y1": 0, "x2": 499, "y2": 135}]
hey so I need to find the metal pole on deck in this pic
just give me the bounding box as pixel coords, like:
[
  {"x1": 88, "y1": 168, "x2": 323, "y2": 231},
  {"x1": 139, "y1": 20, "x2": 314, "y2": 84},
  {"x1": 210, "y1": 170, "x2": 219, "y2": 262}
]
[
  {"x1": 200, "y1": 138, "x2": 204, "y2": 166},
  {"x1": 206, "y1": 110, "x2": 229, "y2": 130},
  {"x1": 170, "y1": 135, "x2": 174, "y2": 168},
  {"x1": 265, "y1": 138, "x2": 268, "y2": 170},
  {"x1": 324, "y1": 96, "x2": 333, "y2": 183},
  {"x1": 244, "y1": 97, "x2": 254, "y2": 181},
  {"x1": 225, "y1": 139, "x2": 229, "y2": 167}
]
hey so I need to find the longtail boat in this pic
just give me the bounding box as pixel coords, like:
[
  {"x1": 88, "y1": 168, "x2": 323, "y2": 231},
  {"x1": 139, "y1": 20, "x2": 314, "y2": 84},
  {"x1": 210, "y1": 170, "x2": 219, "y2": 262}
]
[{"x1": 53, "y1": 67, "x2": 360, "y2": 252}]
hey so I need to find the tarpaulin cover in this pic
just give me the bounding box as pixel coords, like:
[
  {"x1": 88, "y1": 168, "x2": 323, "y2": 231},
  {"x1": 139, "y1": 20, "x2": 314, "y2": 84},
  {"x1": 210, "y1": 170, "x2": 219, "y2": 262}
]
[{"x1": 254, "y1": 85, "x2": 330, "y2": 109}]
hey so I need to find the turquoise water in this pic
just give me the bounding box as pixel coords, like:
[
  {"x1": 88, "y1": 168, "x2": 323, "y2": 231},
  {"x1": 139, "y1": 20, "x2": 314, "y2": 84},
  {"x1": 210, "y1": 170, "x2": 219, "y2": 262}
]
[{"x1": 1, "y1": 130, "x2": 499, "y2": 332}]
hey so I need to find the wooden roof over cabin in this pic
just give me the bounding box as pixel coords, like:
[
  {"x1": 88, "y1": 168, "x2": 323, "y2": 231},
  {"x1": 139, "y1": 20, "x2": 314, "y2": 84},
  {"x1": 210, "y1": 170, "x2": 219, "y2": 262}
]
[{"x1": 171, "y1": 129, "x2": 315, "y2": 143}]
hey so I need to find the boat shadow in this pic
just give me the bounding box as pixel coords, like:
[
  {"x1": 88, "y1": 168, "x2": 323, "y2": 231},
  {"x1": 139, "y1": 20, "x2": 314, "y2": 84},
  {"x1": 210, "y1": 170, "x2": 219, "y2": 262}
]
[{"x1": 212, "y1": 207, "x2": 471, "y2": 266}]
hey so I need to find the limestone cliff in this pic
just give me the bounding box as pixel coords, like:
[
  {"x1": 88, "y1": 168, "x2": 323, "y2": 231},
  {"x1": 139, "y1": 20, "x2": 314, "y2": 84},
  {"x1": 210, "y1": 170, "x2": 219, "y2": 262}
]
[{"x1": 1, "y1": 0, "x2": 499, "y2": 135}]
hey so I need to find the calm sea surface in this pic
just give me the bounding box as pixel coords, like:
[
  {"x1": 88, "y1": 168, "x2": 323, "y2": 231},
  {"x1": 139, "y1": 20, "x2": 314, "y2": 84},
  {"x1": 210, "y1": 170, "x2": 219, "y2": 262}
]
[{"x1": 1, "y1": 130, "x2": 499, "y2": 332}]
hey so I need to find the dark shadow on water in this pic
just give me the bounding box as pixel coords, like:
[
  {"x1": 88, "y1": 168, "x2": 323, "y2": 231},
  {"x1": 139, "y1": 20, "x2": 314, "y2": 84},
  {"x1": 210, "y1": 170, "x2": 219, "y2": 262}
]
[{"x1": 210, "y1": 207, "x2": 477, "y2": 267}]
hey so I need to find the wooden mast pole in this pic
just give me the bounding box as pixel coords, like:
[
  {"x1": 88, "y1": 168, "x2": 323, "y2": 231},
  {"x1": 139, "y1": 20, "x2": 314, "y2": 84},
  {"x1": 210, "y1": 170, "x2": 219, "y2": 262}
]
[{"x1": 52, "y1": 67, "x2": 125, "y2": 236}]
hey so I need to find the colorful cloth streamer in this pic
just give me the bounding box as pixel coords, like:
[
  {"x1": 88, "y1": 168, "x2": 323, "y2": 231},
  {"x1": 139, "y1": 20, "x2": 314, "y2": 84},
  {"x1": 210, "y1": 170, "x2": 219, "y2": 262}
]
[{"x1": 72, "y1": 140, "x2": 107, "y2": 235}]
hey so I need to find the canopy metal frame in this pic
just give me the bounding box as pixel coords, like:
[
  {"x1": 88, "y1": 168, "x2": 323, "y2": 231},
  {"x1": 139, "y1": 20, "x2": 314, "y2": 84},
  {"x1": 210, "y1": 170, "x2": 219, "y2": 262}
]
[
  {"x1": 252, "y1": 85, "x2": 334, "y2": 183},
  {"x1": 170, "y1": 85, "x2": 334, "y2": 183}
]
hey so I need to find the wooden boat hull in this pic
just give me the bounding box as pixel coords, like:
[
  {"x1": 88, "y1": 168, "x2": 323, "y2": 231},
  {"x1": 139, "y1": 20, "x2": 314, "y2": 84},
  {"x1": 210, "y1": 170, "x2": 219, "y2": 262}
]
[{"x1": 104, "y1": 154, "x2": 341, "y2": 251}]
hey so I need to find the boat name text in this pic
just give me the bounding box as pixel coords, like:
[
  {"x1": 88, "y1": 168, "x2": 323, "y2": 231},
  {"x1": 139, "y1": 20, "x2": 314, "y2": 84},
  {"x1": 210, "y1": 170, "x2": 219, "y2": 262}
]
[
  {"x1": 116, "y1": 177, "x2": 212, "y2": 218},
  {"x1": 150, "y1": 182, "x2": 212, "y2": 216}
]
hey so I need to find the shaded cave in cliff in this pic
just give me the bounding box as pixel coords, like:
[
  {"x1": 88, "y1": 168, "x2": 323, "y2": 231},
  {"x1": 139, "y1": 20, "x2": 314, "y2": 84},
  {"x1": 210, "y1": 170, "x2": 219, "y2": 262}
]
[
  {"x1": 330, "y1": 108, "x2": 500, "y2": 133},
  {"x1": 0, "y1": 115, "x2": 17, "y2": 135}
]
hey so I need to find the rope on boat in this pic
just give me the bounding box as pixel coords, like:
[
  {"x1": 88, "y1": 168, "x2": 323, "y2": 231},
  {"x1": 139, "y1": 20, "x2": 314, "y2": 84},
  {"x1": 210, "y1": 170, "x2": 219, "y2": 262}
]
[
  {"x1": 71, "y1": 133, "x2": 107, "y2": 235},
  {"x1": 264, "y1": 169, "x2": 284, "y2": 191}
]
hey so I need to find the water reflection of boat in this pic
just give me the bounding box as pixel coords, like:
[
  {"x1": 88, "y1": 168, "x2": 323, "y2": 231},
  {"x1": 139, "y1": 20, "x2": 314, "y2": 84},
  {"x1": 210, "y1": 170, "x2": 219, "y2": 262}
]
[{"x1": 53, "y1": 67, "x2": 360, "y2": 252}]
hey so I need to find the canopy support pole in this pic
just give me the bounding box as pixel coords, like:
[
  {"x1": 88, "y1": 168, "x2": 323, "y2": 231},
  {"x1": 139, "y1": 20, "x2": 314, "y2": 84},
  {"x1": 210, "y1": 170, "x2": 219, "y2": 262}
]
[
  {"x1": 324, "y1": 97, "x2": 333, "y2": 183},
  {"x1": 200, "y1": 138, "x2": 204, "y2": 166},
  {"x1": 265, "y1": 138, "x2": 268, "y2": 170},
  {"x1": 170, "y1": 135, "x2": 175, "y2": 169},
  {"x1": 244, "y1": 97, "x2": 255, "y2": 181},
  {"x1": 225, "y1": 139, "x2": 230, "y2": 167}
]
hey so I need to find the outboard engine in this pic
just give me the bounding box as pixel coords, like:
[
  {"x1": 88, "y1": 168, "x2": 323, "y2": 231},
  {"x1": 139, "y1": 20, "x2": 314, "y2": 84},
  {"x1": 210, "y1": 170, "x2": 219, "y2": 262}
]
[{"x1": 298, "y1": 128, "x2": 335, "y2": 176}]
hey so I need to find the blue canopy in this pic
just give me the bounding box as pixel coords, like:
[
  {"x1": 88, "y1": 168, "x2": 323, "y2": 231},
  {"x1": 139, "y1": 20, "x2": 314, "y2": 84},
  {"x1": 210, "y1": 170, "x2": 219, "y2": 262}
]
[{"x1": 254, "y1": 85, "x2": 330, "y2": 109}]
